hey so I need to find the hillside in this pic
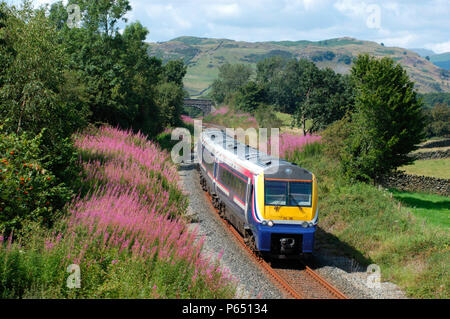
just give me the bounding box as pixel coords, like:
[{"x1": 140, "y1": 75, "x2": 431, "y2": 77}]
[
  {"x1": 431, "y1": 53, "x2": 450, "y2": 71},
  {"x1": 147, "y1": 36, "x2": 450, "y2": 97}
]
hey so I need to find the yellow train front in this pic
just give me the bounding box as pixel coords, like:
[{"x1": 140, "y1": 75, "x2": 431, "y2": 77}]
[
  {"x1": 253, "y1": 164, "x2": 318, "y2": 257},
  {"x1": 198, "y1": 129, "x2": 318, "y2": 258}
]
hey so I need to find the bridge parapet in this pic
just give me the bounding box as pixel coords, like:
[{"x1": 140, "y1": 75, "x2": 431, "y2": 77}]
[{"x1": 184, "y1": 99, "x2": 214, "y2": 115}]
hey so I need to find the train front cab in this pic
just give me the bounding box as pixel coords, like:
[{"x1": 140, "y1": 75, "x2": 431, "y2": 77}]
[{"x1": 251, "y1": 164, "x2": 318, "y2": 258}]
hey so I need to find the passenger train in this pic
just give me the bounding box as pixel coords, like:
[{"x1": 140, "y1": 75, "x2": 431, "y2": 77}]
[{"x1": 197, "y1": 129, "x2": 318, "y2": 258}]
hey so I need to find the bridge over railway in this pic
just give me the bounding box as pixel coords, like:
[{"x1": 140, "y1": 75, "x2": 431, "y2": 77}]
[{"x1": 184, "y1": 99, "x2": 214, "y2": 115}]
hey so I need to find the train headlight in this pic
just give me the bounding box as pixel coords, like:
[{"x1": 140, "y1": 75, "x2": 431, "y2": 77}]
[
  {"x1": 301, "y1": 221, "x2": 309, "y2": 228},
  {"x1": 267, "y1": 220, "x2": 274, "y2": 227},
  {"x1": 262, "y1": 221, "x2": 267, "y2": 226}
]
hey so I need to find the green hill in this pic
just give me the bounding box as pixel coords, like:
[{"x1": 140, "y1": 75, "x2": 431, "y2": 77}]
[
  {"x1": 147, "y1": 36, "x2": 450, "y2": 97},
  {"x1": 430, "y1": 53, "x2": 450, "y2": 70}
]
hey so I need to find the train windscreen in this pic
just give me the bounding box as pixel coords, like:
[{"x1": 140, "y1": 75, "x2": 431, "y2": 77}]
[{"x1": 264, "y1": 180, "x2": 312, "y2": 207}]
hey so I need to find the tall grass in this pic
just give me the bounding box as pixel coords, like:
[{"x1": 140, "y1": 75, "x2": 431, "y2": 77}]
[
  {"x1": 0, "y1": 126, "x2": 236, "y2": 298},
  {"x1": 277, "y1": 133, "x2": 322, "y2": 159},
  {"x1": 203, "y1": 106, "x2": 258, "y2": 129}
]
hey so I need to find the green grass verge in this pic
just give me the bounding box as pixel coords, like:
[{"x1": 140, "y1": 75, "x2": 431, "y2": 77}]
[
  {"x1": 288, "y1": 143, "x2": 449, "y2": 299},
  {"x1": 390, "y1": 190, "x2": 450, "y2": 229}
]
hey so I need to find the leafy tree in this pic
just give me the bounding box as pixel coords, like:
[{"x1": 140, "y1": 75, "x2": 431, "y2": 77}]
[
  {"x1": 254, "y1": 57, "x2": 352, "y2": 133},
  {"x1": 419, "y1": 92, "x2": 450, "y2": 109},
  {"x1": 70, "y1": 0, "x2": 131, "y2": 36},
  {"x1": 211, "y1": 63, "x2": 252, "y2": 104},
  {"x1": 255, "y1": 56, "x2": 288, "y2": 106},
  {"x1": 48, "y1": 1, "x2": 68, "y2": 30},
  {"x1": 341, "y1": 54, "x2": 426, "y2": 182},
  {"x1": 306, "y1": 72, "x2": 355, "y2": 133},
  {"x1": 163, "y1": 59, "x2": 187, "y2": 87},
  {"x1": 48, "y1": 1, "x2": 183, "y2": 136},
  {"x1": 235, "y1": 81, "x2": 267, "y2": 113},
  {"x1": 0, "y1": 128, "x2": 74, "y2": 233},
  {"x1": 155, "y1": 82, "x2": 184, "y2": 128},
  {"x1": 291, "y1": 59, "x2": 323, "y2": 134},
  {"x1": 0, "y1": 3, "x2": 88, "y2": 180},
  {"x1": 424, "y1": 103, "x2": 450, "y2": 137}
]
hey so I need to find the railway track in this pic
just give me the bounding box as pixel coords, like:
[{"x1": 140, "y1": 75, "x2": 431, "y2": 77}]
[{"x1": 201, "y1": 175, "x2": 347, "y2": 299}]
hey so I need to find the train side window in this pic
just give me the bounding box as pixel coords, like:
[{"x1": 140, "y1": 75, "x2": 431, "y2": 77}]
[
  {"x1": 225, "y1": 170, "x2": 231, "y2": 188},
  {"x1": 224, "y1": 170, "x2": 229, "y2": 186},
  {"x1": 236, "y1": 181, "x2": 241, "y2": 197}
]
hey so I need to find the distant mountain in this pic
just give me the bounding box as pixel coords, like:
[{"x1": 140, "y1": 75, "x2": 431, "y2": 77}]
[
  {"x1": 409, "y1": 49, "x2": 450, "y2": 71},
  {"x1": 147, "y1": 36, "x2": 450, "y2": 97},
  {"x1": 410, "y1": 48, "x2": 436, "y2": 58},
  {"x1": 430, "y1": 53, "x2": 450, "y2": 70}
]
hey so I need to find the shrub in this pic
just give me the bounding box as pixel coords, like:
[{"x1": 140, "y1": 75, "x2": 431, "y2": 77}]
[
  {"x1": 254, "y1": 104, "x2": 283, "y2": 131},
  {"x1": 321, "y1": 114, "x2": 352, "y2": 160},
  {"x1": 0, "y1": 128, "x2": 73, "y2": 234}
]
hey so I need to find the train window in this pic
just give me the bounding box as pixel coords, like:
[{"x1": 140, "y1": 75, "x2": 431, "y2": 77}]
[
  {"x1": 264, "y1": 180, "x2": 312, "y2": 207},
  {"x1": 239, "y1": 181, "x2": 247, "y2": 200},
  {"x1": 289, "y1": 182, "x2": 312, "y2": 207},
  {"x1": 218, "y1": 165, "x2": 248, "y2": 202},
  {"x1": 265, "y1": 181, "x2": 288, "y2": 206}
]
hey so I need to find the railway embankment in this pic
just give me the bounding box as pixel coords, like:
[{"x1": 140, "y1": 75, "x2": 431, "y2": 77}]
[
  {"x1": 287, "y1": 143, "x2": 448, "y2": 299},
  {"x1": 178, "y1": 161, "x2": 409, "y2": 299}
]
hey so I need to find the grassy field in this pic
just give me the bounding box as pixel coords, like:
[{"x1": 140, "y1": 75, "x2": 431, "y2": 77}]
[
  {"x1": 413, "y1": 146, "x2": 450, "y2": 153},
  {"x1": 288, "y1": 143, "x2": 449, "y2": 298},
  {"x1": 390, "y1": 190, "x2": 450, "y2": 229},
  {"x1": 400, "y1": 158, "x2": 450, "y2": 179}
]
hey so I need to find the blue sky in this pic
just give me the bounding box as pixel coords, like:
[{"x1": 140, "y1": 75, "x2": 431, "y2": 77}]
[{"x1": 7, "y1": 0, "x2": 450, "y2": 53}]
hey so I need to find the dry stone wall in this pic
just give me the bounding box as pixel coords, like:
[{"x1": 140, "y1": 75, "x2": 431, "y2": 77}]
[{"x1": 380, "y1": 171, "x2": 450, "y2": 196}]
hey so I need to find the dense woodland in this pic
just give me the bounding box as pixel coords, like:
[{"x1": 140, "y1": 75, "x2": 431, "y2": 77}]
[{"x1": 0, "y1": 0, "x2": 186, "y2": 233}]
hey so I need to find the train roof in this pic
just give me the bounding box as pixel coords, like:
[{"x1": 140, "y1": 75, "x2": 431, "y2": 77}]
[{"x1": 200, "y1": 128, "x2": 312, "y2": 178}]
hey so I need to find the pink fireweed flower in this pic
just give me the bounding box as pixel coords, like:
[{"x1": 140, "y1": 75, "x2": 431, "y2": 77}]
[
  {"x1": 66, "y1": 126, "x2": 235, "y2": 295},
  {"x1": 45, "y1": 240, "x2": 54, "y2": 251},
  {"x1": 181, "y1": 115, "x2": 195, "y2": 124},
  {"x1": 268, "y1": 132, "x2": 322, "y2": 158}
]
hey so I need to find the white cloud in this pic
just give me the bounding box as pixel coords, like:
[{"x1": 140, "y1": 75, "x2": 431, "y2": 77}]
[
  {"x1": 379, "y1": 33, "x2": 417, "y2": 48},
  {"x1": 425, "y1": 41, "x2": 450, "y2": 54},
  {"x1": 283, "y1": 0, "x2": 327, "y2": 12},
  {"x1": 206, "y1": 3, "x2": 241, "y2": 18},
  {"x1": 5, "y1": 0, "x2": 450, "y2": 51},
  {"x1": 334, "y1": 0, "x2": 368, "y2": 17}
]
